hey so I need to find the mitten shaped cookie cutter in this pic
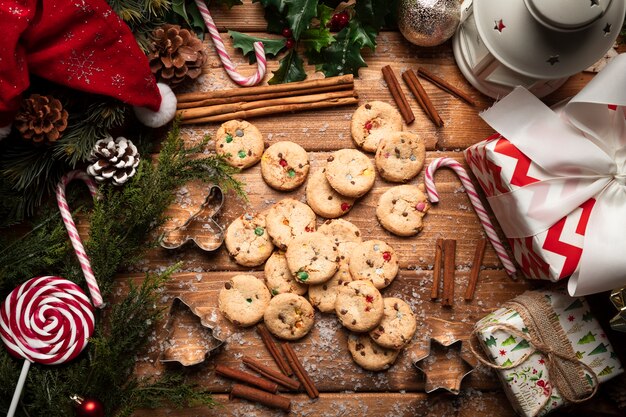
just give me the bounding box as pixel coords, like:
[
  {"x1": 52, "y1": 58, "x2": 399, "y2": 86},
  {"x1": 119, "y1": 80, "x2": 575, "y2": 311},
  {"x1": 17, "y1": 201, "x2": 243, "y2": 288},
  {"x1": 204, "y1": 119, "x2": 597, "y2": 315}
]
[
  {"x1": 413, "y1": 317, "x2": 478, "y2": 394},
  {"x1": 160, "y1": 297, "x2": 225, "y2": 366},
  {"x1": 160, "y1": 185, "x2": 225, "y2": 251}
]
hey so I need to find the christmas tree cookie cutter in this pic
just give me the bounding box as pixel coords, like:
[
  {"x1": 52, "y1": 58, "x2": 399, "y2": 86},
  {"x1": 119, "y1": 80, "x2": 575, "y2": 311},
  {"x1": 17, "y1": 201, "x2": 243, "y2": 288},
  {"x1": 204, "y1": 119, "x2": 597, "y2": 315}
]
[
  {"x1": 160, "y1": 297, "x2": 225, "y2": 366},
  {"x1": 160, "y1": 185, "x2": 225, "y2": 251},
  {"x1": 412, "y1": 317, "x2": 478, "y2": 394}
]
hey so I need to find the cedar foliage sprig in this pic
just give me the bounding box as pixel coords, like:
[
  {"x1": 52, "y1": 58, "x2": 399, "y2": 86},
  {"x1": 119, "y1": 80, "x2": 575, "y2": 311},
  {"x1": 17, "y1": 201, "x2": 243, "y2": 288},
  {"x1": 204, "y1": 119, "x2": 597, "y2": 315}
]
[{"x1": 0, "y1": 122, "x2": 241, "y2": 416}]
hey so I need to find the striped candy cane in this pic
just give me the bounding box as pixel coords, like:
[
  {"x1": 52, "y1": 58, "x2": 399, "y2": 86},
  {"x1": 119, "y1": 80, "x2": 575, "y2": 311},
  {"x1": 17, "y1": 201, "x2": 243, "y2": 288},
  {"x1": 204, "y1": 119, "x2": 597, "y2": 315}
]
[
  {"x1": 425, "y1": 157, "x2": 517, "y2": 277},
  {"x1": 56, "y1": 170, "x2": 104, "y2": 308},
  {"x1": 195, "y1": 0, "x2": 266, "y2": 86}
]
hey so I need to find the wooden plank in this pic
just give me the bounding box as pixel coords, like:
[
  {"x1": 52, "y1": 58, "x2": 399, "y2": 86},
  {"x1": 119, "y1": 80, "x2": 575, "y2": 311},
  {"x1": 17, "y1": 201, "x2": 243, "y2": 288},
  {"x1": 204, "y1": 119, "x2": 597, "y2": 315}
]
[
  {"x1": 183, "y1": 31, "x2": 594, "y2": 152},
  {"x1": 209, "y1": 0, "x2": 268, "y2": 32},
  {"x1": 124, "y1": 268, "x2": 534, "y2": 393},
  {"x1": 133, "y1": 392, "x2": 517, "y2": 417},
  {"x1": 136, "y1": 151, "x2": 509, "y2": 273}
]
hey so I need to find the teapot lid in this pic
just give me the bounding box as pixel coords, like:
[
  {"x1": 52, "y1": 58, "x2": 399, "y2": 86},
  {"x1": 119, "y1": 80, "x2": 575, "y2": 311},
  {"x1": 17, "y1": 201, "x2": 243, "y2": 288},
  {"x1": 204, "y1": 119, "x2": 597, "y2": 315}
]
[{"x1": 474, "y1": 0, "x2": 624, "y2": 79}]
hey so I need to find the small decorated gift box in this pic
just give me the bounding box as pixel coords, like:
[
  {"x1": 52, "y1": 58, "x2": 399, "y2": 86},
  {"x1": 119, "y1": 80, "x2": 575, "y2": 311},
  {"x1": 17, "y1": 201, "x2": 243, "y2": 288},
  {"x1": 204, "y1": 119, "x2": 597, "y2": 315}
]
[
  {"x1": 474, "y1": 289, "x2": 622, "y2": 417},
  {"x1": 464, "y1": 53, "x2": 626, "y2": 296}
]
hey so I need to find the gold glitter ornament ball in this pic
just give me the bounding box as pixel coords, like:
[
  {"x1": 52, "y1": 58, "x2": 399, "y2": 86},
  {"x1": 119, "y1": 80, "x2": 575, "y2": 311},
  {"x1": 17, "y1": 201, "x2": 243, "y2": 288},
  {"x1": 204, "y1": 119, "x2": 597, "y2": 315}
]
[{"x1": 397, "y1": 0, "x2": 461, "y2": 47}]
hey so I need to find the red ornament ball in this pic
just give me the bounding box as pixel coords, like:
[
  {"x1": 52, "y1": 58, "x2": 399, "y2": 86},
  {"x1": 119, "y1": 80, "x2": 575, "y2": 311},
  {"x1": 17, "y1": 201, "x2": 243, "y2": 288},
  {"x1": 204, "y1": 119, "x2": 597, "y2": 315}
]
[
  {"x1": 285, "y1": 38, "x2": 295, "y2": 49},
  {"x1": 281, "y1": 27, "x2": 293, "y2": 38},
  {"x1": 73, "y1": 397, "x2": 104, "y2": 417}
]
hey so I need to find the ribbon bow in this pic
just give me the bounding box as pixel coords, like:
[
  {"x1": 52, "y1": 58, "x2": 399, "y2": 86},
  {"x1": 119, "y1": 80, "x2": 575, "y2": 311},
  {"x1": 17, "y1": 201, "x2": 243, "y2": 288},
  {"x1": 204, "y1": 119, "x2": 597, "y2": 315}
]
[{"x1": 480, "y1": 53, "x2": 626, "y2": 296}]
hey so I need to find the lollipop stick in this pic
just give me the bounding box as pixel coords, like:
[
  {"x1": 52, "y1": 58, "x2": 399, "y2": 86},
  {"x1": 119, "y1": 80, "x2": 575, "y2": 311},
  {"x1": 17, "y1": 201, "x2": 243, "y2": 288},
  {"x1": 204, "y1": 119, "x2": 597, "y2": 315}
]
[{"x1": 7, "y1": 360, "x2": 30, "y2": 417}]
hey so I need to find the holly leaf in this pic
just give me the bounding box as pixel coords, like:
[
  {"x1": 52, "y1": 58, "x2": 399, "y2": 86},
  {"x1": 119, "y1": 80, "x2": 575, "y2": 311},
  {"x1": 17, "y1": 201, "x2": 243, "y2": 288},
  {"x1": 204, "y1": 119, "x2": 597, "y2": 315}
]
[
  {"x1": 171, "y1": 0, "x2": 208, "y2": 37},
  {"x1": 212, "y1": 0, "x2": 244, "y2": 8},
  {"x1": 229, "y1": 31, "x2": 287, "y2": 64},
  {"x1": 254, "y1": 0, "x2": 288, "y2": 33},
  {"x1": 307, "y1": 22, "x2": 368, "y2": 76},
  {"x1": 354, "y1": 0, "x2": 395, "y2": 31},
  {"x1": 301, "y1": 28, "x2": 335, "y2": 53},
  {"x1": 268, "y1": 49, "x2": 307, "y2": 84},
  {"x1": 284, "y1": 0, "x2": 318, "y2": 40},
  {"x1": 254, "y1": 0, "x2": 288, "y2": 12},
  {"x1": 299, "y1": 5, "x2": 335, "y2": 53},
  {"x1": 349, "y1": 19, "x2": 377, "y2": 50}
]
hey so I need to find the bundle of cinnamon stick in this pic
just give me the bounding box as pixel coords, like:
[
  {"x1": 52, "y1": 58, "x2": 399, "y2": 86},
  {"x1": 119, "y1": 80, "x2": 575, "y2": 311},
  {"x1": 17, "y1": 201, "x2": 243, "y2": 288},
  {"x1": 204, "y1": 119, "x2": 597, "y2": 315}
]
[
  {"x1": 176, "y1": 75, "x2": 358, "y2": 124},
  {"x1": 217, "y1": 324, "x2": 319, "y2": 411}
]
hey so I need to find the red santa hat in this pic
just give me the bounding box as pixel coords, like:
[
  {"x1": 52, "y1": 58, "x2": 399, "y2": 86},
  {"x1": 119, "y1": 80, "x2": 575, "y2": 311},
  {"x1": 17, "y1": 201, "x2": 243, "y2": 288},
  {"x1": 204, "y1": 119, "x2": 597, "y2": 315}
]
[{"x1": 0, "y1": 0, "x2": 177, "y2": 140}]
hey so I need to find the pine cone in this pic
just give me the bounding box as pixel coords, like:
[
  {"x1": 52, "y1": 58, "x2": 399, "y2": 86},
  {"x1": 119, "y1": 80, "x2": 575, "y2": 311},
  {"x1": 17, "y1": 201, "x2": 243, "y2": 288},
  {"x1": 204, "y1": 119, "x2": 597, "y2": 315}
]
[
  {"x1": 87, "y1": 136, "x2": 140, "y2": 186},
  {"x1": 148, "y1": 24, "x2": 206, "y2": 88},
  {"x1": 14, "y1": 94, "x2": 68, "y2": 143}
]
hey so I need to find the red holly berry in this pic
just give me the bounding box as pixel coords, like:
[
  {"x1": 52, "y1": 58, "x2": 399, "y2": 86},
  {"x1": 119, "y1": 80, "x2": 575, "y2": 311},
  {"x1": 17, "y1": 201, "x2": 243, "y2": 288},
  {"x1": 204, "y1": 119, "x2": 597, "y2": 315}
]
[
  {"x1": 337, "y1": 11, "x2": 350, "y2": 28},
  {"x1": 285, "y1": 38, "x2": 295, "y2": 49},
  {"x1": 329, "y1": 10, "x2": 350, "y2": 31},
  {"x1": 382, "y1": 251, "x2": 391, "y2": 262},
  {"x1": 340, "y1": 202, "x2": 351, "y2": 211},
  {"x1": 365, "y1": 295, "x2": 374, "y2": 303},
  {"x1": 364, "y1": 120, "x2": 373, "y2": 131},
  {"x1": 279, "y1": 158, "x2": 288, "y2": 167},
  {"x1": 282, "y1": 27, "x2": 293, "y2": 38}
]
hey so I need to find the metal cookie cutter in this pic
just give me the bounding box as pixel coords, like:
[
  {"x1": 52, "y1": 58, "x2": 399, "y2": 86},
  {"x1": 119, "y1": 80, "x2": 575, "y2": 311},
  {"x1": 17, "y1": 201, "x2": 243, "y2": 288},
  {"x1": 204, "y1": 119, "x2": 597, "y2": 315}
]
[
  {"x1": 160, "y1": 185, "x2": 225, "y2": 251},
  {"x1": 160, "y1": 297, "x2": 224, "y2": 366},
  {"x1": 413, "y1": 317, "x2": 478, "y2": 394}
]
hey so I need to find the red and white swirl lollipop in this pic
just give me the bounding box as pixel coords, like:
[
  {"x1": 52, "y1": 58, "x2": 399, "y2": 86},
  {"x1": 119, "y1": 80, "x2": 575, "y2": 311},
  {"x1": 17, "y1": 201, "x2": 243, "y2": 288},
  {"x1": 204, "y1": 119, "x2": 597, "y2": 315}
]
[
  {"x1": 0, "y1": 276, "x2": 95, "y2": 365},
  {"x1": 0, "y1": 171, "x2": 103, "y2": 417}
]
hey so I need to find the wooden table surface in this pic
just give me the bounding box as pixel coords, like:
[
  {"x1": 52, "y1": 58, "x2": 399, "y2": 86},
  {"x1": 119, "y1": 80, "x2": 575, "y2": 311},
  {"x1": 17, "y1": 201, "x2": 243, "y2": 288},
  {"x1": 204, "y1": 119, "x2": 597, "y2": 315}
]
[{"x1": 130, "y1": 2, "x2": 626, "y2": 416}]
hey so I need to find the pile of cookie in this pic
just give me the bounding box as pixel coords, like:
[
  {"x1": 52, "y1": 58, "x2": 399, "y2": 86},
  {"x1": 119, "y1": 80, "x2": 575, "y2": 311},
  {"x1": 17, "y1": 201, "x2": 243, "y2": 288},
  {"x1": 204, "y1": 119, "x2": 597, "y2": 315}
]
[
  {"x1": 215, "y1": 101, "x2": 429, "y2": 372},
  {"x1": 220, "y1": 214, "x2": 417, "y2": 371}
]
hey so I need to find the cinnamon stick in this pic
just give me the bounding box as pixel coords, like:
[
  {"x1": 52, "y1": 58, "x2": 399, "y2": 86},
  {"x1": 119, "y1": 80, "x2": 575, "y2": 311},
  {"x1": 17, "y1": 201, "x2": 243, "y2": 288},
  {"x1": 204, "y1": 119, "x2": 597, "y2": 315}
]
[
  {"x1": 229, "y1": 384, "x2": 291, "y2": 411},
  {"x1": 243, "y1": 356, "x2": 301, "y2": 391},
  {"x1": 177, "y1": 83, "x2": 353, "y2": 109},
  {"x1": 417, "y1": 67, "x2": 476, "y2": 106},
  {"x1": 441, "y1": 239, "x2": 457, "y2": 307},
  {"x1": 402, "y1": 70, "x2": 443, "y2": 127},
  {"x1": 176, "y1": 74, "x2": 354, "y2": 103},
  {"x1": 464, "y1": 238, "x2": 487, "y2": 301},
  {"x1": 257, "y1": 324, "x2": 293, "y2": 376},
  {"x1": 281, "y1": 343, "x2": 319, "y2": 399},
  {"x1": 177, "y1": 89, "x2": 356, "y2": 120},
  {"x1": 431, "y1": 238, "x2": 444, "y2": 300},
  {"x1": 215, "y1": 364, "x2": 278, "y2": 393},
  {"x1": 180, "y1": 97, "x2": 359, "y2": 125},
  {"x1": 381, "y1": 65, "x2": 415, "y2": 124}
]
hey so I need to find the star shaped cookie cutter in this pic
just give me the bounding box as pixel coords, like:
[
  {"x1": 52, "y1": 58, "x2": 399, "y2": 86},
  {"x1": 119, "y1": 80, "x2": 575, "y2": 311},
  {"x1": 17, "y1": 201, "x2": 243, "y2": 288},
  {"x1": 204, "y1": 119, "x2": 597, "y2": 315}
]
[
  {"x1": 412, "y1": 317, "x2": 478, "y2": 394},
  {"x1": 160, "y1": 185, "x2": 225, "y2": 251}
]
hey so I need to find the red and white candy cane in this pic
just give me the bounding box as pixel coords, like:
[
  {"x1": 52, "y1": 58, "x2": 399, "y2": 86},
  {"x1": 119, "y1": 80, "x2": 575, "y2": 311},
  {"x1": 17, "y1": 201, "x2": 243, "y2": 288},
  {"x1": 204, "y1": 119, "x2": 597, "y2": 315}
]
[
  {"x1": 195, "y1": 0, "x2": 266, "y2": 86},
  {"x1": 56, "y1": 170, "x2": 103, "y2": 308},
  {"x1": 425, "y1": 157, "x2": 517, "y2": 277},
  {"x1": 0, "y1": 171, "x2": 102, "y2": 417}
]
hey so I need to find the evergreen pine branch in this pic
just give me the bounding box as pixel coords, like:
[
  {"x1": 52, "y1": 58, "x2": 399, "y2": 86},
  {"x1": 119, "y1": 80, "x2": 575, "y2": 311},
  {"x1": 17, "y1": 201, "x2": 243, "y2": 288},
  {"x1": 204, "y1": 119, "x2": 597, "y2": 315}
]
[
  {"x1": 0, "y1": 209, "x2": 70, "y2": 293},
  {"x1": 86, "y1": 268, "x2": 173, "y2": 402},
  {"x1": 116, "y1": 374, "x2": 218, "y2": 417},
  {"x1": 52, "y1": 101, "x2": 126, "y2": 167},
  {"x1": 0, "y1": 139, "x2": 67, "y2": 224}
]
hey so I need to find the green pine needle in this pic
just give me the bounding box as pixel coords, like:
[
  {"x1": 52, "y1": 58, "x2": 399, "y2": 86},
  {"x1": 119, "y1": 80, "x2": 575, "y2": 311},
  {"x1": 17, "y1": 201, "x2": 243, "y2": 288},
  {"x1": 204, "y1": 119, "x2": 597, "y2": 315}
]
[{"x1": 0, "y1": 122, "x2": 240, "y2": 416}]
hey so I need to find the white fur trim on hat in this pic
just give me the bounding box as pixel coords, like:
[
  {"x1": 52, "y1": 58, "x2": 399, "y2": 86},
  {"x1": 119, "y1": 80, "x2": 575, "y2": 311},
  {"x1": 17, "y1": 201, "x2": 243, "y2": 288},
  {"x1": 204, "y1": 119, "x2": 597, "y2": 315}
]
[
  {"x1": 0, "y1": 125, "x2": 10, "y2": 140},
  {"x1": 133, "y1": 83, "x2": 177, "y2": 128}
]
